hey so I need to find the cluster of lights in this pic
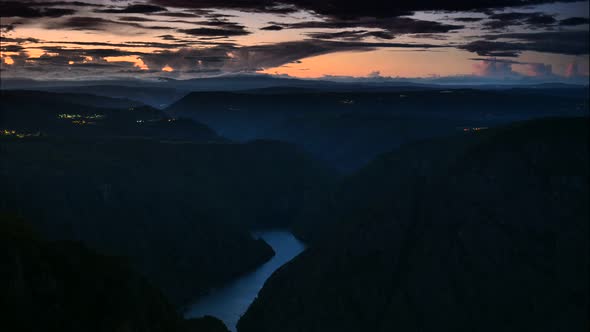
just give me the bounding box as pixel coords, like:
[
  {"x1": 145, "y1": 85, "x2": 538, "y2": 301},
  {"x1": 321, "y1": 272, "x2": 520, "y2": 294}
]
[
  {"x1": 58, "y1": 114, "x2": 105, "y2": 120},
  {"x1": 462, "y1": 127, "x2": 488, "y2": 132},
  {"x1": 135, "y1": 118, "x2": 172, "y2": 124},
  {"x1": 71, "y1": 120, "x2": 96, "y2": 125},
  {"x1": 1, "y1": 129, "x2": 40, "y2": 138}
]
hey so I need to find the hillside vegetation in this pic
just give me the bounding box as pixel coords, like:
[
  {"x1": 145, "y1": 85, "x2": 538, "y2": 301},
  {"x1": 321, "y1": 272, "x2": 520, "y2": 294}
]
[
  {"x1": 0, "y1": 214, "x2": 230, "y2": 332},
  {"x1": 238, "y1": 117, "x2": 589, "y2": 332}
]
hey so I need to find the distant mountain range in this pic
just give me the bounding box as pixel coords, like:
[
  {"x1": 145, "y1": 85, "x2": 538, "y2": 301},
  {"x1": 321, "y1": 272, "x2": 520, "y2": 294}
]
[
  {"x1": 167, "y1": 88, "x2": 589, "y2": 171},
  {"x1": 2, "y1": 75, "x2": 587, "y2": 108}
]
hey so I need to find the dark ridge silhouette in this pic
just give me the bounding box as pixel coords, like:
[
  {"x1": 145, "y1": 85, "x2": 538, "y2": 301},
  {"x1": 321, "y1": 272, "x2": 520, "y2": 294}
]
[
  {"x1": 166, "y1": 89, "x2": 588, "y2": 171},
  {"x1": 182, "y1": 316, "x2": 230, "y2": 332},
  {"x1": 237, "y1": 117, "x2": 589, "y2": 332},
  {"x1": 1, "y1": 89, "x2": 145, "y2": 109},
  {"x1": 40, "y1": 85, "x2": 189, "y2": 109},
  {"x1": 3, "y1": 76, "x2": 587, "y2": 112},
  {"x1": 0, "y1": 214, "x2": 230, "y2": 332}
]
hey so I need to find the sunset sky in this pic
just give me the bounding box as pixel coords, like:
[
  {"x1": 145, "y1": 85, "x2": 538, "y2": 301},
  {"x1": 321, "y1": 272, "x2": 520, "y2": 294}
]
[{"x1": 1, "y1": 0, "x2": 589, "y2": 82}]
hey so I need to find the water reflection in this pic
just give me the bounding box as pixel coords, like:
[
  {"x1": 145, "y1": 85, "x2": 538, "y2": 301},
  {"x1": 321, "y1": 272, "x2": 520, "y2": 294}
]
[{"x1": 185, "y1": 230, "x2": 305, "y2": 331}]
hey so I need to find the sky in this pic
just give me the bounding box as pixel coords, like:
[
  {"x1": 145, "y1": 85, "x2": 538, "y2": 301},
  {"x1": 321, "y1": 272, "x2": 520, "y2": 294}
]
[{"x1": 0, "y1": 0, "x2": 589, "y2": 82}]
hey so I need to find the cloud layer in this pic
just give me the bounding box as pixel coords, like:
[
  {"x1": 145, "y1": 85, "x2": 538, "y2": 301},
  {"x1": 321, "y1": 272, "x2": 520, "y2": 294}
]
[{"x1": 1, "y1": 0, "x2": 588, "y2": 80}]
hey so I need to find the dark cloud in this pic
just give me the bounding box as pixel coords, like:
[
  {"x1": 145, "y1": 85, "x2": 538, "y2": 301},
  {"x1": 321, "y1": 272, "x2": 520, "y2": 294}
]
[
  {"x1": 46, "y1": 16, "x2": 170, "y2": 31},
  {"x1": 205, "y1": 12, "x2": 237, "y2": 19},
  {"x1": 1, "y1": 35, "x2": 232, "y2": 55},
  {"x1": 1, "y1": 24, "x2": 16, "y2": 33},
  {"x1": 47, "y1": 16, "x2": 115, "y2": 29},
  {"x1": 462, "y1": 41, "x2": 529, "y2": 57},
  {"x1": 559, "y1": 17, "x2": 590, "y2": 26},
  {"x1": 159, "y1": 34, "x2": 180, "y2": 40},
  {"x1": 178, "y1": 27, "x2": 250, "y2": 37},
  {"x1": 27, "y1": 1, "x2": 102, "y2": 7},
  {"x1": 150, "y1": 0, "x2": 298, "y2": 15},
  {"x1": 118, "y1": 16, "x2": 157, "y2": 22},
  {"x1": 196, "y1": 19, "x2": 246, "y2": 29},
  {"x1": 454, "y1": 17, "x2": 484, "y2": 22},
  {"x1": 34, "y1": 52, "x2": 89, "y2": 65},
  {"x1": 38, "y1": 39, "x2": 196, "y2": 49},
  {"x1": 96, "y1": 4, "x2": 167, "y2": 14},
  {"x1": 260, "y1": 25, "x2": 284, "y2": 31},
  {"x1": 1, "y1": 39, "x2": 239, "y2": 79},
  {"x1": 0, "y1": 37, "x2": 40, "y2": 44},
  {"x1": 407, "y1": 33, "x2": 450, "y2": 40},
  {"x1": 1, "y1": 44, "x2": 24, "y2": 52},
  {"x1": 139, "y1": 47, "x2": 233, "y2": 73},
  {"x1": 489, "y1": 12, "x2": 538, "y2": 21},
  {"x1": 150, "y1": 0, "x2": 580, "y2": 20},
  {"x1": 525, "y1": 13, "x2": 556, "y2": 25},
  {"x1": 483, "y1": 12, "x2": 557, "y2": 30},
  {"x1": 270, "y1": 17, "x2": 463, "y2": 36},
  {"x1": 461, "y1": 31, "x2": 590, "y2": 56},
  {"x1": 307, "y1": 30, "x2": 395, "y2": 41},
  {"x1": 37, "y1": 46, "x2": 142, "y2": 58},
  {"x1": 0, "y1": 1, "x2": 75, "y2": 18},
  {"x1": 1, "y1": 46, "x2": 151, "y2": 79},
  {"x1": 117, "y1": 16, "x2": 239, "y2": 27},
  {"x1": 153, "y1": 11, "x2": 203, "y2": 18}
]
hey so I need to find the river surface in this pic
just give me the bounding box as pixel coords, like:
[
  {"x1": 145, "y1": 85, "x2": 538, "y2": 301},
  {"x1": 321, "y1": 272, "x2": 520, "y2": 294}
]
[{"x1": 184, "y1": 230, "x2": 305, "y2": 331}]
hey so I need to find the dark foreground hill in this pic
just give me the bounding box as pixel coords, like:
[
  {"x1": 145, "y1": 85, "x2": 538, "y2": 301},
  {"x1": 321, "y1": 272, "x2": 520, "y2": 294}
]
[
  {"x1": 238, "y1": 117, "x2": 589, "y2": 332},
  {"x1": 0, "y1": 135, "x2": 334, "y2": 305},
  {"x1": 0, "y1": 214, "x2": 229, "y2": 332},
  {"x1": 167, "y1": 88, "x2": 588, "y2": 172}
]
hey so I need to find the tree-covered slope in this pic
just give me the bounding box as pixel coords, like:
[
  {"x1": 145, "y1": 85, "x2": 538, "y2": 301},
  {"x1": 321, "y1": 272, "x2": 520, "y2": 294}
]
[
  {"x1": 238, "y1": 117, "x2": 589, "y2": 332},
  {"x1": 0, "y1": 214, "x2": 230, "y2": 332},
  {"x1": 0, "y1": 135, "x2": 335, "y2": 305}
]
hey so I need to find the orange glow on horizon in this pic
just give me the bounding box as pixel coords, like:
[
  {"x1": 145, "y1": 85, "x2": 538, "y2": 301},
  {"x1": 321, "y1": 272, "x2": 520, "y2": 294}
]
[
  {"x1": 3, "y1": 57, "x2": 15, "y2": 65},
  {"x1": 104, "y1": 56, "x2": 149, "y2": 70},
  {"x1": 162, "y1": 65, "x2": 174, "y2": 72},
  {"x1": 259, "y1": 49, "x2": 476, "y2": 78}
]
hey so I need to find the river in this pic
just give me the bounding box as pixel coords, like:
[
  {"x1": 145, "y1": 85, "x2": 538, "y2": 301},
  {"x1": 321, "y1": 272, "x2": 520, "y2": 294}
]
[{"x1": 184, "y1": 230, "x2": 305, "y2": 331}]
